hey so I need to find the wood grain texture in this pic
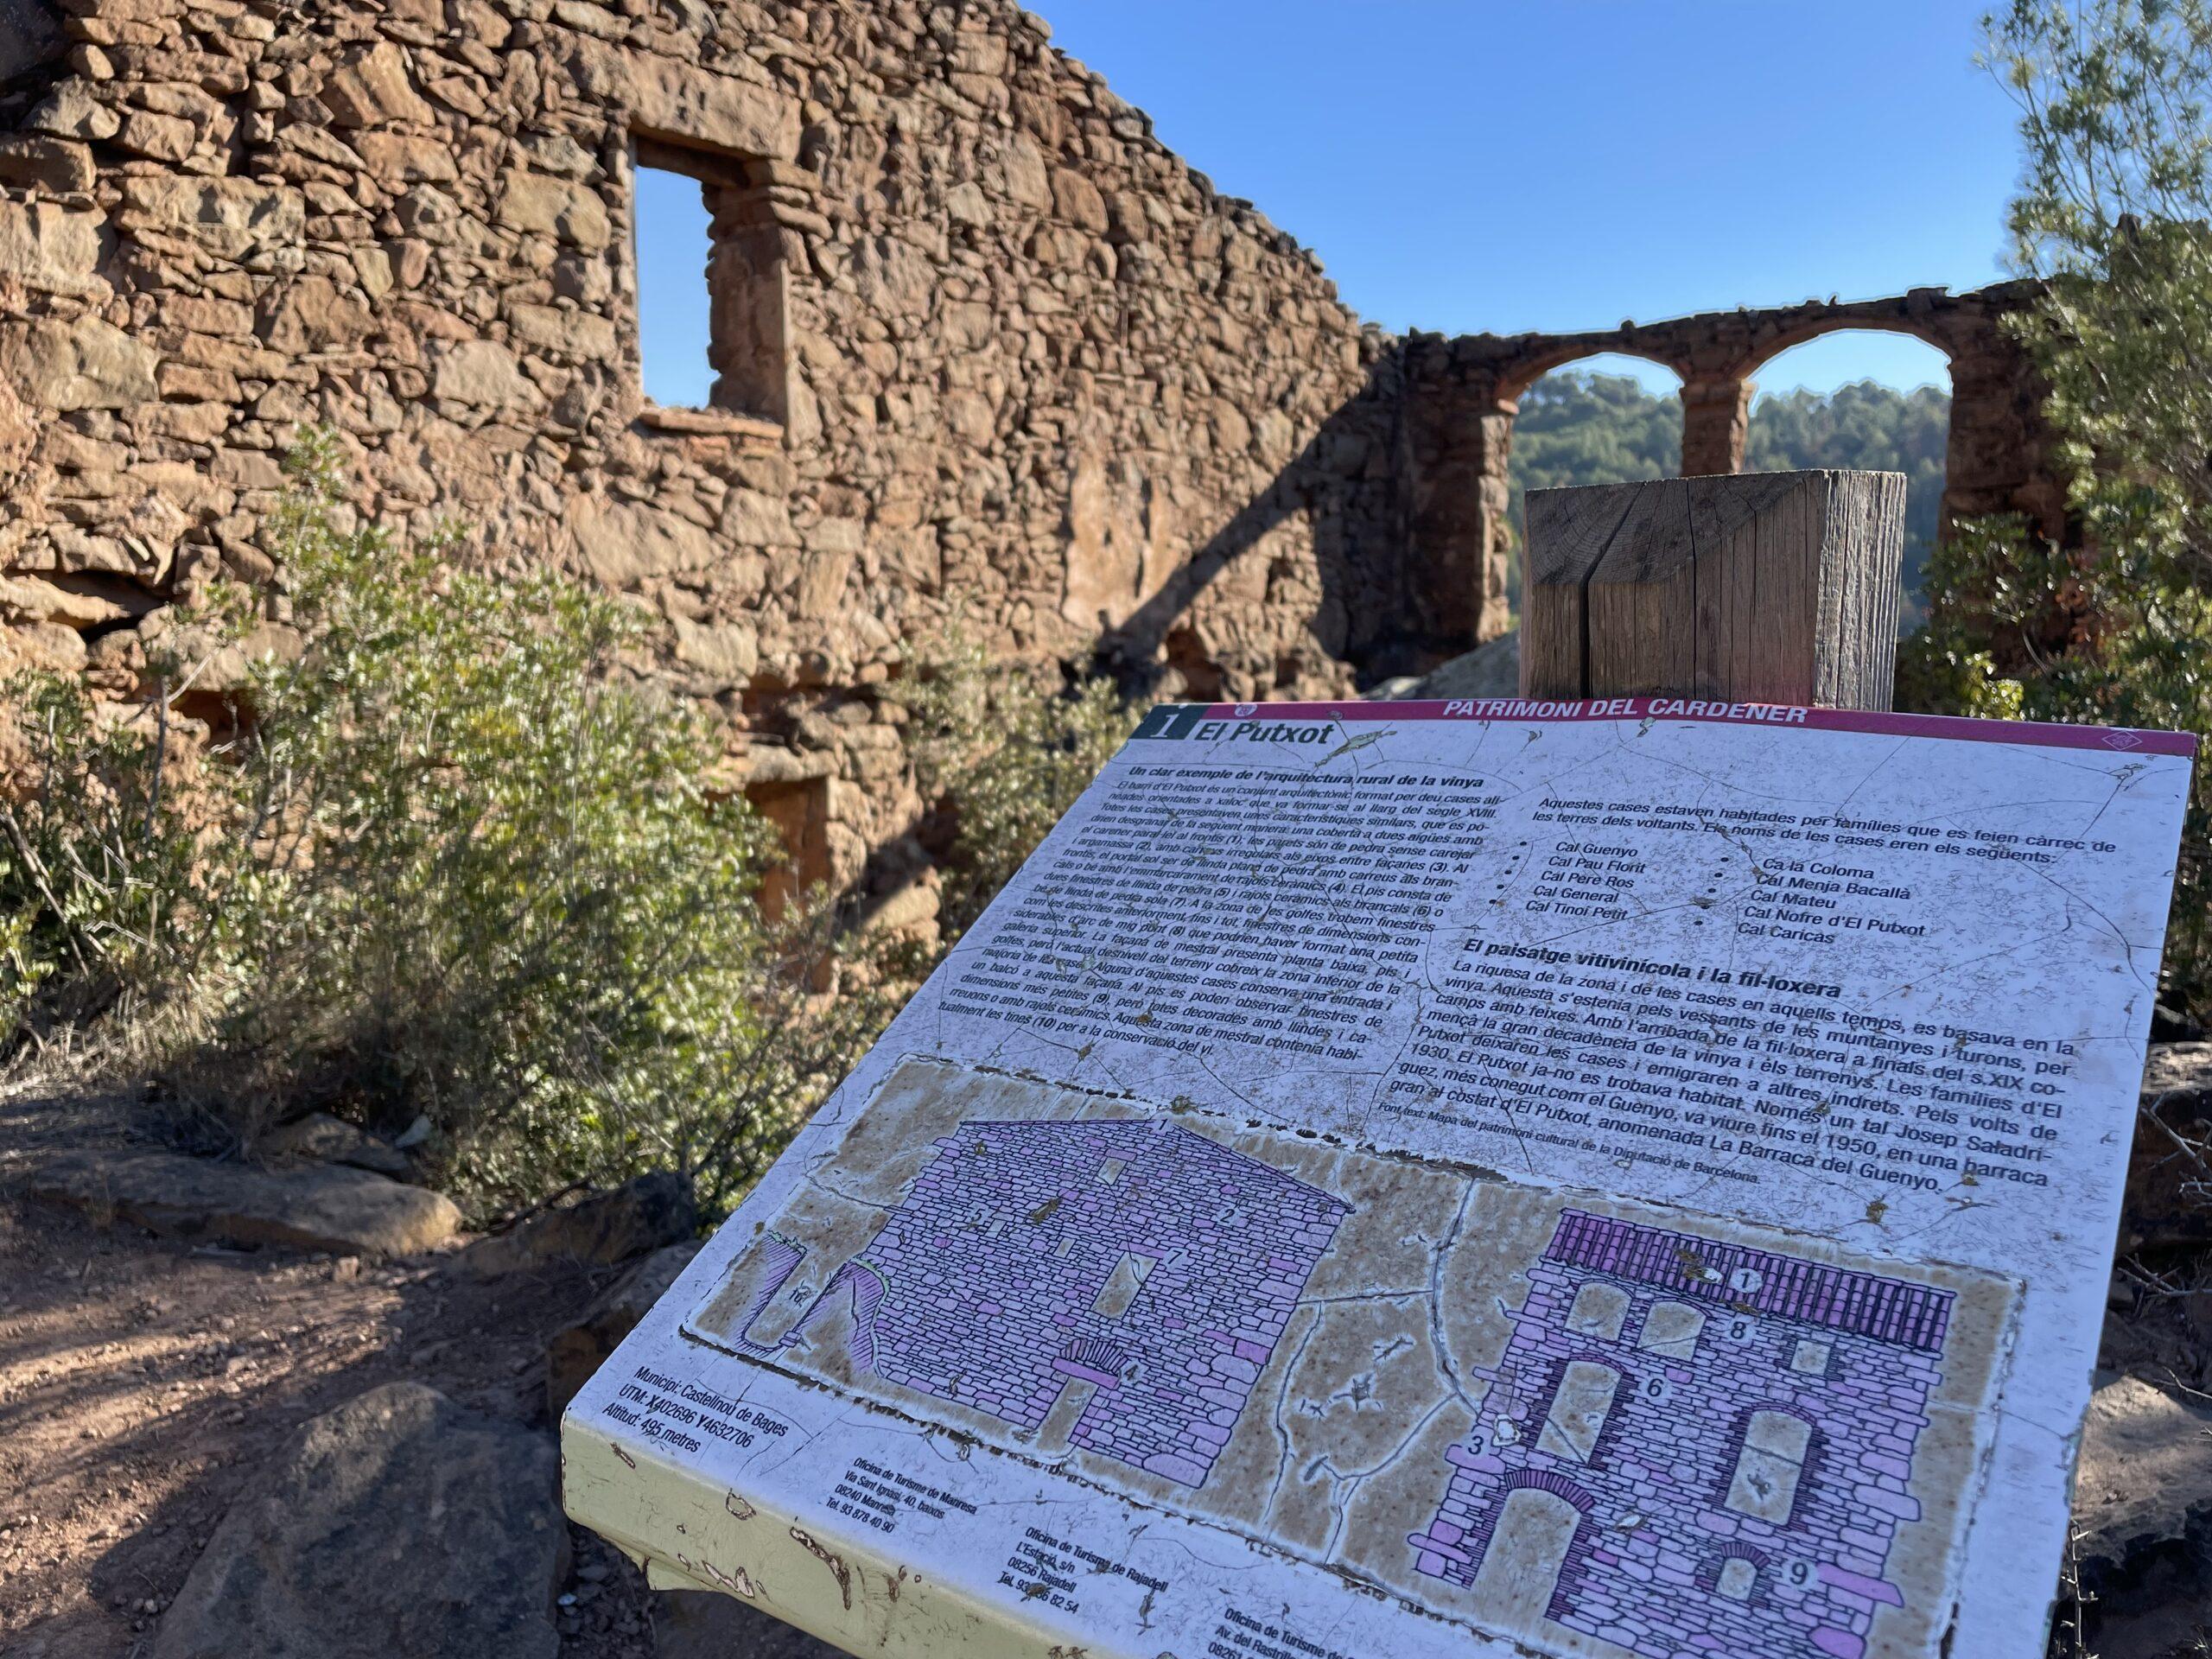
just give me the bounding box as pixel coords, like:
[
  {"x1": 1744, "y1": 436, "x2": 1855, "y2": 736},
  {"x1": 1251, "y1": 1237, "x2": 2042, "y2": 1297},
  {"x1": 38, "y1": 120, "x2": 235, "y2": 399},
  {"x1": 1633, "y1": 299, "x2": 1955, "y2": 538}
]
[
  {"x1": 1519, "y1": 471, "x2": 1906, "y2": 709},
  {"x1": 1520, "y1": 483, "x2": 1640, "y2": 700}
]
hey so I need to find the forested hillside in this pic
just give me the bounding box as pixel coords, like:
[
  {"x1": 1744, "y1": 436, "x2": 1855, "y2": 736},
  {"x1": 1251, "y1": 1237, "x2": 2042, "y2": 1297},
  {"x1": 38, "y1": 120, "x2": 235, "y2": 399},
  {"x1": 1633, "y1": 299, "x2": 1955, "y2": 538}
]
[{"x1": 1505, "y1": 372, "x2": 1950, "y2": 621}]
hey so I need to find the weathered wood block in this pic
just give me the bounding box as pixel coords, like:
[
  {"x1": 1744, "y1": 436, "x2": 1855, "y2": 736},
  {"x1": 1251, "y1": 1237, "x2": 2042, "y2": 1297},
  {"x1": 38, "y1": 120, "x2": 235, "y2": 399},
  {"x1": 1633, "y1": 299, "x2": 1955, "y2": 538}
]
[{"x1": 1520, "y1": 470, "x2": 1907, "y2": 709}]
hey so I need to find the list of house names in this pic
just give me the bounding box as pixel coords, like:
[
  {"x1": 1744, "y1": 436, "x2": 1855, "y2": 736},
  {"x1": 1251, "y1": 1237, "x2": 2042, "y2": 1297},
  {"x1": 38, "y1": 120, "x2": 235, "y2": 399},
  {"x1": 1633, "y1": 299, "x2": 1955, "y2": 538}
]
[{"x1": 934, "y1": 721, "x2": 2147, "y2": 1203}]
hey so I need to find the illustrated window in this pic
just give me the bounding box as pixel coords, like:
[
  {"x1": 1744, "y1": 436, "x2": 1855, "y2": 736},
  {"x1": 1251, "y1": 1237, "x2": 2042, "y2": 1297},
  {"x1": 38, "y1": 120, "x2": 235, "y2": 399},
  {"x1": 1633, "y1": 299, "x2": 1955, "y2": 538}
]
[
  {"x1": 1725, "y1": 1410, "x2": 1812, "y2": 1524},
  {"x1": 1716, "y1": 1555, "x2": 1758, "y2": 1600},
  {"x1": 1638, "y1": 1300, "x2": 1706, "y2": 1359},
  {"x1": 1566, "y1": 1281, "x2": 1629, "y2": 1341},
  {"x1": 1789, "y1": 1338, "x2": 1833, "y2": 1376},
  {"x1": 1536, "y1": 1361, "x2": 1620, "y2": 1463},
  {"x1": 1091, "y1": 1252, "x2": 1155, "y2": 1319}
]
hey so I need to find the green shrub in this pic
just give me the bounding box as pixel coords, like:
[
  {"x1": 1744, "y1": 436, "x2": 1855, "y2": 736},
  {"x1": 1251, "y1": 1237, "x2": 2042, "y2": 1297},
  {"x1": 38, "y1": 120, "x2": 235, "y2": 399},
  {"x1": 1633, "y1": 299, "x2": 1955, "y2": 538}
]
[
  {"x1": 1900, "y1": 0, "x2": 2212, "y2": 1015},
  {"x1": 893, "y1": 627, "x2": 1140, "y2": 944},
  {"x1": 0, "y1": 438, "x2": 1146, "y2": 1215},
  {"x1": 2, "y1": 435, "x2": 887, "y2": 1217},
  {"x1": 0, "y1": 658, "x2": 210, "y2": 1045}
]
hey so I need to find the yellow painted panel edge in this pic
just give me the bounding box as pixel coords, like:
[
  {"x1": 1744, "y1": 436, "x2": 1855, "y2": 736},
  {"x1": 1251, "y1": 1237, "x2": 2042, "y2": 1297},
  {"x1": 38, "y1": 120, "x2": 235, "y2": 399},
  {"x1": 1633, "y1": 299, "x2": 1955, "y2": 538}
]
[{"x1": 561, "y1": 1408, "x2": 1109, "y2": 1659}]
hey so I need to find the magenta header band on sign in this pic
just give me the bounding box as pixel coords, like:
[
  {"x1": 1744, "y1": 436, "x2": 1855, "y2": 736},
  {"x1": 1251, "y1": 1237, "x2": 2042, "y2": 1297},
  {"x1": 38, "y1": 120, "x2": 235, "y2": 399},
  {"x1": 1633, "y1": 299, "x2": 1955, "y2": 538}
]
[{"x1": 1169, "y1": 699, "x2": 2199, "y2": 758}]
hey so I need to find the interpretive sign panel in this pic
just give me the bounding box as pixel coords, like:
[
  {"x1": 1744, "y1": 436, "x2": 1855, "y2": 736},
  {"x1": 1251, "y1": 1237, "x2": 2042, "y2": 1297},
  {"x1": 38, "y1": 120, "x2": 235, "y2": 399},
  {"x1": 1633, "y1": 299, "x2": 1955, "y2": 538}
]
[{"x1": 564, "y1": 697, "x2": 2196, "y2": 1659}]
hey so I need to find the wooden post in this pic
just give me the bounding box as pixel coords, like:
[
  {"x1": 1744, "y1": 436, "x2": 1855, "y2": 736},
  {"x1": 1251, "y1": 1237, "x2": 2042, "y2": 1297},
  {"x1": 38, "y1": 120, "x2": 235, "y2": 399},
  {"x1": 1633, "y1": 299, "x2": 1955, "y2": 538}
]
[{"x1": 1520, "y1": 470, "x2": 1907, "y2": 710}]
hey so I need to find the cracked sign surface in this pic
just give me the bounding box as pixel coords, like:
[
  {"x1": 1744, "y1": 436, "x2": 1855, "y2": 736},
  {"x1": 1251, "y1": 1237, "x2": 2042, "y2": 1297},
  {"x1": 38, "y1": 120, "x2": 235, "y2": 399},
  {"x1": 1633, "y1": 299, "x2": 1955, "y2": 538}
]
[{"x1": 564, "y1": 699, "x2": 2194, "y2": 1659}]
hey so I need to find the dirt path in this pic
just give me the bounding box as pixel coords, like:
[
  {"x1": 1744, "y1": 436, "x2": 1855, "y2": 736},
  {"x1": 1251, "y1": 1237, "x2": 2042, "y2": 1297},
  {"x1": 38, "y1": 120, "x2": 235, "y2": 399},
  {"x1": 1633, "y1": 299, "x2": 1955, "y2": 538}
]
[{"x1": 0, "y1": 1085, "x2": 659, "y2": 1659}]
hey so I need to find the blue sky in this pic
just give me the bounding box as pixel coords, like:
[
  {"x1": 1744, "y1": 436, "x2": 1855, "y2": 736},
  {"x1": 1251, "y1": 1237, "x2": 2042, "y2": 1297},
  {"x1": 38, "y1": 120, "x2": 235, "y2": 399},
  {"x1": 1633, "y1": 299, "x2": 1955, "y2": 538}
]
[{"x1": 639, "y1": 3, "x2": 2022, "y2": 404}]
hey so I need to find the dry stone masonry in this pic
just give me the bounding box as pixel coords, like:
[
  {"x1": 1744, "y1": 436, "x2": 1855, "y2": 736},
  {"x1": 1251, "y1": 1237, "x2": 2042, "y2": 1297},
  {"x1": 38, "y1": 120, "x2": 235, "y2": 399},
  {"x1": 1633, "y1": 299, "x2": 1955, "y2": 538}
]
[{"x1": 0, "y1": 0, "x2": 2067, "y2": 921}]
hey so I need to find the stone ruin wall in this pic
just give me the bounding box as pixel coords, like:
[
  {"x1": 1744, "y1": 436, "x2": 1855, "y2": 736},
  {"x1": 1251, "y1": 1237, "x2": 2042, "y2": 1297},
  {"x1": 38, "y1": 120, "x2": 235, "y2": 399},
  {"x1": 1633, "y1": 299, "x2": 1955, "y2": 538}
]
[
  {"x1": 0, "y1": 0, "x2": 2069, "y2": 931},
  {"x1": 0, "y1": 0, "x2": 1418, "y2": 938}
]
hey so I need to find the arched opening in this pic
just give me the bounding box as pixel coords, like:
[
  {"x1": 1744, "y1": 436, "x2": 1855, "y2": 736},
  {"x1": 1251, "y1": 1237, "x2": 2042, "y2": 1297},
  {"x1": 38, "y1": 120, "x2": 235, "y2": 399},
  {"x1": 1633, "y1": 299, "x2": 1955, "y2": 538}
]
[
  {"x1": 1717, "y1": 1554, "x2": 1759, "y2": 1600},
  {"x1": 1467, "y1": 1474, "x2": 1596, "y2": 1637},
  {"x1": 1743, "y1": 331, "x2": 1953, "y2": 627},
  {"x1": 1501, "y1": 353, "x2": 1683, "y2": 620},
  {"x1": 1638, "y1": 1300, "x2": 1706, "y2": 1360},
  {"x1": 1565, "y1": 1281, "x2": 1629, "y2": 1340},
  {"x1": 1707, "y1": 1541, "x2": 1770, "y2": 1603}
]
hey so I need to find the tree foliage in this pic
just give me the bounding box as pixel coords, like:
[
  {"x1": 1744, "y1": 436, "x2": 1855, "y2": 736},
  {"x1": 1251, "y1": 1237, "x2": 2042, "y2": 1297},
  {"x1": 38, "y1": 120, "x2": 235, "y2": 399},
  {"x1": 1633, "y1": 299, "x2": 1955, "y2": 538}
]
[
  {"x1": 1902, "y1": 0, "x2": 2212, "y2": 1013},
  {"x1": 1508, "y1": 371, "x2": 1683, "y2": 505}
]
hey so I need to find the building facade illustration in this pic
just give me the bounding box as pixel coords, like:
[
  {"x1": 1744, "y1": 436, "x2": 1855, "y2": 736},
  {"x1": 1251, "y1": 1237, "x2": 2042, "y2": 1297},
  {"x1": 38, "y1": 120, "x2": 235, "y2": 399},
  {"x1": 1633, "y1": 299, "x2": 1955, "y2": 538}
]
[
  {"x1": 734, "y1": 1117, "x2": 1351, "y2": 1490},
  {"x1": 1407, "y1": 1210, "x2": 1958, "y2": 1659}
]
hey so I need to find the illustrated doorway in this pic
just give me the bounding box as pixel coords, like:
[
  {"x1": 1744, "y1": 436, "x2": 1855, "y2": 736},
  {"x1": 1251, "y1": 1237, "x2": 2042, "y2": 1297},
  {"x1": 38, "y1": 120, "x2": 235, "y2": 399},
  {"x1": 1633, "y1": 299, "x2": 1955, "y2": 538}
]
[{"x1": 1467, "y1": 1485, "x2": 1582, "y2": 1639}]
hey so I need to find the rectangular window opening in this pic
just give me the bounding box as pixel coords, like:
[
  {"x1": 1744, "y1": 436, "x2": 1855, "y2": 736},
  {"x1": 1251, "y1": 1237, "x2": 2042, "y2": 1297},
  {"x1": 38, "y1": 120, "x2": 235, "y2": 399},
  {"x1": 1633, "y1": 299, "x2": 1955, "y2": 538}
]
[
  {"x1": 1789, "y1": 1338, "x2": 1833, "y2": 1376},
  {"x1": 1091, "y1": 1252, "x2": 1155, "y2": 1319},
  {"x1": 631, "y1": 134, "x2": 786, "y2": 431},
  {"x1": 744, "y1": 776, "x2": 831, "y2": 923},
  {"x1": 1724, "y1": 1411, "x2": 1811, "y2": 1523},
  {"x1": 633, "y1": 161, "x2": 715, "y2": 410}
]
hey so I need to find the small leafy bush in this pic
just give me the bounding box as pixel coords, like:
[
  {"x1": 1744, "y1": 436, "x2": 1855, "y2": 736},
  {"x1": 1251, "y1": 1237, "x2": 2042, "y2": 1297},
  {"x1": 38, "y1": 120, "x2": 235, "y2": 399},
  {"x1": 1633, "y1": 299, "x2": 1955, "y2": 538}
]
[
  {"x1": 0, "y1": 660, "x2": 213, "y2": 1042},
  {"x1": 1, "y1": 435, "x2": 887, "y2": 1216},
  {"x1": 892, "y1": 627, "x2": 1140, "y2": 944}
]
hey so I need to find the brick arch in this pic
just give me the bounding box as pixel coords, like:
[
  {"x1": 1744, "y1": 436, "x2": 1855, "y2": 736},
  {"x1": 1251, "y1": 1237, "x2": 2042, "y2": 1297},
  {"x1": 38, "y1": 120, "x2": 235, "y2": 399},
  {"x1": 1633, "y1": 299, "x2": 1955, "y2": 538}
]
[
  {"x1": 1699, "y1": 1538, "x2": 1775, "y2": 1601},
  {"x1": 1500, "y1": 1467, "x2": 1599, "y2": 1512},
  {"x1": 1728, "y1": 316, "x2": 1955, "y2": 385},
  {"x1": 1493, "y1": 348, "x2": 1687, "y2": 409},
  {"x1": 1459, "y1": 1470, "x2": 1605, "y2": 1624}
]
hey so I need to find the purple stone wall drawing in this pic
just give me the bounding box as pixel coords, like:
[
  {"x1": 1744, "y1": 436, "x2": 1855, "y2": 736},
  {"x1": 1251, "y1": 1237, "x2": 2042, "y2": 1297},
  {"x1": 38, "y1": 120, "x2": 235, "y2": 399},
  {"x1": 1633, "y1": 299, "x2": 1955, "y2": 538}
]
[
  {"x1": 725, "y1": 1114, "x2": 1351, "y2": 1490},
  {"x1": 1406, "y1": 1210, "x2": 1967, "y2": 1659},
  {"x1": 681, "y1": 1058, "x2": 2018, "y2": 1658}
]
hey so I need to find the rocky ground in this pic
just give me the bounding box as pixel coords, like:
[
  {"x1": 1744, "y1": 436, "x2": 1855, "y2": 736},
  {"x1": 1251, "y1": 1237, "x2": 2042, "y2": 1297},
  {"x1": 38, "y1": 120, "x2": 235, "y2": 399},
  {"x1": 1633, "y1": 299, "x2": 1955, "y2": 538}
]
[
  {"x1": 3, "y1": 1054, "x2": 2212, "y2": 1657},
  {"x1": 0, "y1": 1085, "x2": 823, "y2": 1659}
]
